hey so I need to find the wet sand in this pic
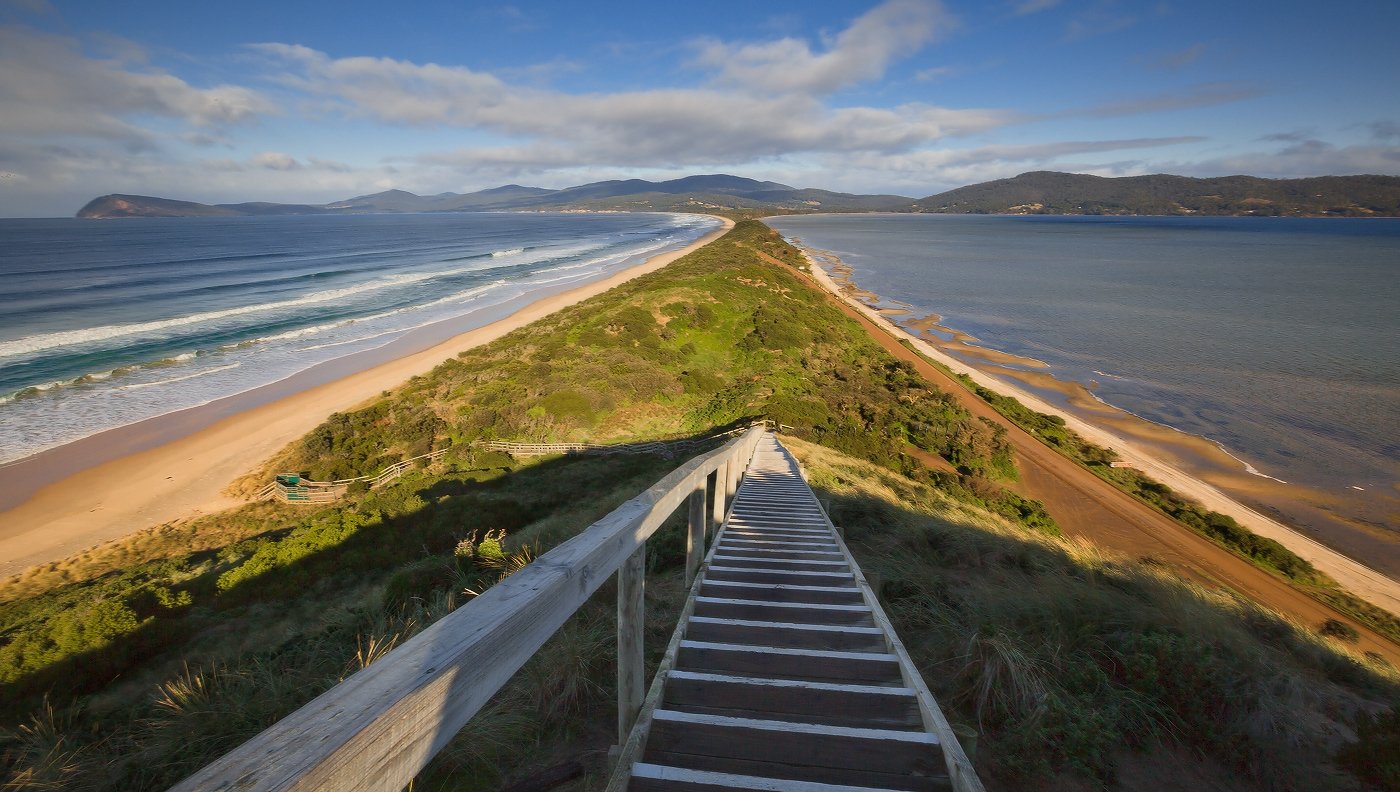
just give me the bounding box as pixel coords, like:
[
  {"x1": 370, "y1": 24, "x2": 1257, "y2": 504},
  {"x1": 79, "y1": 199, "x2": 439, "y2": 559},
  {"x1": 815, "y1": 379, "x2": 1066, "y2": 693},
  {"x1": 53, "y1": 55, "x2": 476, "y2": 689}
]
[{"x1": 0, "y1": 218, "x2": 734, "y2": 580}]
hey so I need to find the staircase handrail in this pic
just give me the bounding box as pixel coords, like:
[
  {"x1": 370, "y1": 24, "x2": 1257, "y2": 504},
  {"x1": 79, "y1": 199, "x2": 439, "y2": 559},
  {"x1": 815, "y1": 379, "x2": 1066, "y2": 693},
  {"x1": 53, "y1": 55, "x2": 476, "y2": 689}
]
[{"x1": 171, "y1": 426, "x2": 765, "y2": 792}]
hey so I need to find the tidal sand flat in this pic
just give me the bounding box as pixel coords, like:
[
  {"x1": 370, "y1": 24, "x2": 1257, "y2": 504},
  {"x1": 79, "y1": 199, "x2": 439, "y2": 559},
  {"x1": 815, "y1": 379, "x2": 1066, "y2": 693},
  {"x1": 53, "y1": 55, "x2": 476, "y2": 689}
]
[
  {"x1": 766, "y1": 213, "x2": 1400, "y2": 580},
  {"x1": 0, "y1": 213, "x2": 728, "y2": 578}
]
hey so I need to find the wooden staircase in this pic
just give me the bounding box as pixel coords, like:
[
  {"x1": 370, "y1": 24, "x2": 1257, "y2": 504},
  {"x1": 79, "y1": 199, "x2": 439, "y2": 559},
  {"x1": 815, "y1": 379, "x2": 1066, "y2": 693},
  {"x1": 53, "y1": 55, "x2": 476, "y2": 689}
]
[
  {"x1": 611, "y1": 435, "x2": 981, "y2": 791},
  {"x1": 171, "y1": 428, "x2": 979, "y2": 792}
]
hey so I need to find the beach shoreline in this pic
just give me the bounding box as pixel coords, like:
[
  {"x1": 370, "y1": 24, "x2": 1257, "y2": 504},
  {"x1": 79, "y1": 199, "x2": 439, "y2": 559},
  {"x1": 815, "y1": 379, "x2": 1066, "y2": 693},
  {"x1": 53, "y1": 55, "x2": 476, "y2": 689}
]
[
  {"x1": 821, "y1": 251, "x2": 1400, "y2": 568},
  {"x1": 792, "y1": 242, "x2": 1400, "y2": 617},
  {"x1": 0, "y1": 216, "x2": 733, "y2": 581}
]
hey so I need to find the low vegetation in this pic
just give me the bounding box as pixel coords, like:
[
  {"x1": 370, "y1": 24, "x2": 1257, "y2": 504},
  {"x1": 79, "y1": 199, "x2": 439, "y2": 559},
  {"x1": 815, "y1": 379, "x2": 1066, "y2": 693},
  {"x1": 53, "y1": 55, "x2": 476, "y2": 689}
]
[
  {"x1": 934, "y1": 357, "x2": 1400, "y2": 647},
  {"x1": 916, "y1": 171, "x2": 1400, "y2": 217},
  {"x1": 2, "y1": 220, "x2": 1395, "y2": 790},
  {"x1": 793, "y1": 437, "x2": 1400, "y2": 789}
]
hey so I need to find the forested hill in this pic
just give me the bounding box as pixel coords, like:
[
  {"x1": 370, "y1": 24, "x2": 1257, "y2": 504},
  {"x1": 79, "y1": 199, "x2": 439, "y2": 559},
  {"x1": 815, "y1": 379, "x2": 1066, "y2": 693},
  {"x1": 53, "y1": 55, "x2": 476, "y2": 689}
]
[
  {"x1": 914, "y1": 171, "x2": 1400, "y2": 216},
  {"x1": 75, "y1": 174, "x2": 910, "y2": 218},
  {"x1": 77, "y1": 171, "x2": 1400, "y2": 219}
]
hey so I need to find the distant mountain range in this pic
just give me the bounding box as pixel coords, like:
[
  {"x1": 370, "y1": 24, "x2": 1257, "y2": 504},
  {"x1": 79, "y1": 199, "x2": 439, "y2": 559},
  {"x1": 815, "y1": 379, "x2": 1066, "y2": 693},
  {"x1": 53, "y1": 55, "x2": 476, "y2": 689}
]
[
  {"x1": 76, "y1": 174, "x2": 911, "y2": 218},
  {"x1": 77, "y1": 172, "x2": 1400, "y2": 219},
  {"x1": 914, "y1": 171, "x2": 1400, "y2": 217}
]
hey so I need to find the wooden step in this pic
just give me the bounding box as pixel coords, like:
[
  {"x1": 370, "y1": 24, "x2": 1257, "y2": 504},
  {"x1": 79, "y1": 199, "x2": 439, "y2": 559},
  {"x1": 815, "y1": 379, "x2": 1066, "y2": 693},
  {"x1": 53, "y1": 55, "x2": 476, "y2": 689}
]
[
  {"x1": 720, "y1": 536, "x2": 834, "y2": 547},
  {"x1": 684, "y1": 616, "x2": 885, "y2": 652},
  {"x1": 692, "y1": 597, "x2": 874, "y2": 626},
  {"x1": 630, "y1": 762, "x2": 927, "y2": 791},
  {"x1": 676, "y1": 641, "x2": 902, "y2": 684},
  {"x1": 662, "y1": 671, "x2": 921, "y2": 730},
  {"x1": 720, "y1": 534, "x2": 834, "y2": 545},
  {"x1": 713, "y1": 547, "x2": 845, "y2": 561},
  {"x1": 642, "y1": 710, "x2": 946, "y2": 791},
  {"x1": 698, "y1": 579, "x2": 864, "y2": 606},
  {"x1": 709, "y1": 555, "x2": 849, "y2": 572},
  {"x1": 704, "y1": 566, "x2": 854, "y2": 586}
]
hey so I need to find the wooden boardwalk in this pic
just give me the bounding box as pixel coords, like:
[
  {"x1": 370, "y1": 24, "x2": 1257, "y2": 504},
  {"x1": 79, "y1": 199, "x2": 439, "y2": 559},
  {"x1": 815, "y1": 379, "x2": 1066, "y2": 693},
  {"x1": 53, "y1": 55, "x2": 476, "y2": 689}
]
[{"x1": 611, "y1": 435, "x2": 981, "y2": 791}]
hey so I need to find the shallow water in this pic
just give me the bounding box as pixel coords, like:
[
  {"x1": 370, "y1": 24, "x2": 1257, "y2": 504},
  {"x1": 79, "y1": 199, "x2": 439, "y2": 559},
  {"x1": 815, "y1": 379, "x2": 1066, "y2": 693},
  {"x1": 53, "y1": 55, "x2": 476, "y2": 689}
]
[
  {"x1": 0, "y1": 212, "x2": 718, "y2": 464},
  {"x1": 766, "y1": 214, "x2": 1400, "y2": 525}
]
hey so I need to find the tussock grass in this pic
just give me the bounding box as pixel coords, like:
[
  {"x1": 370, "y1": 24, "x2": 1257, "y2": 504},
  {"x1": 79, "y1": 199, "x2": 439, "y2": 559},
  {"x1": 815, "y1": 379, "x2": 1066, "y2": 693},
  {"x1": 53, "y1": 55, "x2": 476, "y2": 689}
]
[{"x1": 789, "y1": 436, "x2": 1398, "y2": 790}]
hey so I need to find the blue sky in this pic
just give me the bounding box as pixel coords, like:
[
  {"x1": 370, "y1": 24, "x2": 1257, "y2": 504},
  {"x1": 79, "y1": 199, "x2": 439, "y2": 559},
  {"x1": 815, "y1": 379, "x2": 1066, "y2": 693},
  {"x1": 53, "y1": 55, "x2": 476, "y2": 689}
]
[{"x1": 1, "y1": 0, "x2": 1397, "y2": 216}]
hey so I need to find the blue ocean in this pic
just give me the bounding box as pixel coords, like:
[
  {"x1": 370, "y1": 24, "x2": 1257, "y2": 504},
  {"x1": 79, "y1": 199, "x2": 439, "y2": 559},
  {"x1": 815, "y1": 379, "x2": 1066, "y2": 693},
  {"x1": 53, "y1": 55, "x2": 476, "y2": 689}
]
[
  {"x1": 0, "y1": 212, "x2": 719, "y2": 464},
  {"x1": 766, "y1": 214, "x2": 1400, "y2": 526}
]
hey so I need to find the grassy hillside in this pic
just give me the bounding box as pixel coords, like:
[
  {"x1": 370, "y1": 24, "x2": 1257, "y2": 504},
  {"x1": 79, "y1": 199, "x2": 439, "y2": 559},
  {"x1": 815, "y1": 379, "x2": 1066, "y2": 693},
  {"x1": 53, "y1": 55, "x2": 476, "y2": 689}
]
[
  {"x1": 915, "y1": 171, "x2": 1400, "y2": 217},
  {"x1": 792, "y1": 438, "x2": 1398, "y2": 789},
  {"x1": 2, "y1": 222, "x2": 1396, "y2": 790}
]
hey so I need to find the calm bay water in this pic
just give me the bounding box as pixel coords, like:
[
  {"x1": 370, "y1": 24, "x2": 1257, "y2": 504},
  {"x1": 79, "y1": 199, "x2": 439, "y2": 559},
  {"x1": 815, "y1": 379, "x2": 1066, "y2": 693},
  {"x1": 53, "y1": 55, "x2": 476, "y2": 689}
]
[
  {"x1": 0, "y1": 212, "x2": 718, "y2": 464},
  {"x1": 766, "y1": 214, "x2": 1400, "y2": 505}
]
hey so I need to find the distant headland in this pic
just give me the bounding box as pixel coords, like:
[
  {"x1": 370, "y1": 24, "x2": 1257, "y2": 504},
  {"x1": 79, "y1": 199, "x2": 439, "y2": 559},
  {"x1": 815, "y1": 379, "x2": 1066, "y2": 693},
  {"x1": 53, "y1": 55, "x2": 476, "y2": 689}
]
[{"x1": 77, "y1": 171, "x2": 1400, "y2": 218}]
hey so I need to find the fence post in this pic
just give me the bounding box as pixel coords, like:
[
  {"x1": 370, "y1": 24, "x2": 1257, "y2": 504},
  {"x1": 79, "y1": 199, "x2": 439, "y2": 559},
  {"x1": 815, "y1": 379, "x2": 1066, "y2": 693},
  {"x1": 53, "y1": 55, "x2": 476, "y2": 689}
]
[
  {"x1": 617, "y1": 545, "x2": 646, "y2": 745},
  {"x1": 711, "y1": 461, "x2": 728, "y2": 536},
  {"x1": 726, "y1": 454, "x2": 740, "y2": 504},
  {"x1": 686, "y1": 487, "x2": 706, "y2": 588}
]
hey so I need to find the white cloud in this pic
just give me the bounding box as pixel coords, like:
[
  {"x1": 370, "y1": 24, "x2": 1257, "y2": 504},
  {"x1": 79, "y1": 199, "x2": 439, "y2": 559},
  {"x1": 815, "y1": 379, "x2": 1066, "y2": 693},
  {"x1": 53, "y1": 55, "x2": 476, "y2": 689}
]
[
  {"x1": 1149, "y1": 42, "x2": 1208, "y2": 70},
  {"x1": 251, "y1": 152, "x2": 302, "y2": 171},
  {"x1": 768, "y1": 136, "x2": 1206, "y2": 196},
  {"x1": 1170, "y1": 140, "x2": 1400, "y2": 178},
  {"x1": 1069, "y1": 82, "x2": 1263, "y2": 119},
  {"x1": 252, "y1": 35, "x2": 1011, "y2": 175},
  {"x1": 1367, "y1": 121, "x2": 1400, "y2": 141},
  {"x1": 0, "y1": 26, "x2": 274, "y2": 146},
  {"x1": 1012, "y1": 0, "x2": 1060, "y2": 15},
  {"x1": 691, "y1": 0, "x2": 952, "y2": 96}
]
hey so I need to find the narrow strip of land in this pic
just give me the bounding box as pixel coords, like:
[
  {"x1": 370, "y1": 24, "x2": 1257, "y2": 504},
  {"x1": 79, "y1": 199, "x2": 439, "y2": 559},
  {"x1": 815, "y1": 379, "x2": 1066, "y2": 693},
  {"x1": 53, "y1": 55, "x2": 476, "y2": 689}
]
[
  {"x1": 754, "y1": 241, "x2": 1400, "y2": 665},
  {"x1": 0, "y1": 218, "x2": 733, "y2": 580}
]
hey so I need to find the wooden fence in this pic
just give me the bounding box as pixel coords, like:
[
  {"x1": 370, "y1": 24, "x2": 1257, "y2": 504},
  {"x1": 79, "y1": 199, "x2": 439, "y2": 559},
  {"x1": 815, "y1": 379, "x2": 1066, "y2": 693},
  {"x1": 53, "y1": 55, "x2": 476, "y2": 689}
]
[{"x1": 171, "y1": 426, "x2": 764, "y2": 792}]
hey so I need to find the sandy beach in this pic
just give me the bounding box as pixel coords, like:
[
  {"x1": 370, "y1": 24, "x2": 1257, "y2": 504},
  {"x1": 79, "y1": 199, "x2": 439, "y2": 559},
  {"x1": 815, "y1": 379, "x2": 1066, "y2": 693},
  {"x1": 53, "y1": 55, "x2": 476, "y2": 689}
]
[
  {"x1": 0, "y1": 217, "x2": 733, "y2": 581},
  {"x1": 794, "y1": 246, "x2": 1400, "y2": 619}
]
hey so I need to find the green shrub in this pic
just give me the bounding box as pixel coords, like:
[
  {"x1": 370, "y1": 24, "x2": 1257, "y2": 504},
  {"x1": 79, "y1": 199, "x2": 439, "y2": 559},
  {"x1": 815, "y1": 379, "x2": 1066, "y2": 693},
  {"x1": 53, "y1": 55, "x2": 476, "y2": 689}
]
[
  {"x1": 1338, "y1": 708, "x2": 1400, "y2": 790},
  {"x1": 1320, "y1": 618, "x2": 1362, "y2": 643},
  {"x1": 381, "y1": 556, "x2": 459, "y2": 609}
]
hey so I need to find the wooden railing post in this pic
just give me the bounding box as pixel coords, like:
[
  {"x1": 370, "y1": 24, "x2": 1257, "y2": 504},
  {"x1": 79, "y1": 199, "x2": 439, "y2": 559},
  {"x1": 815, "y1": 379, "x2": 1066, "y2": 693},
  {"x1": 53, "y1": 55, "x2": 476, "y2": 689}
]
[
  {"x1": 711, "y1": 461, "x2": 728, "y2": 535},
  {"x1": 617, "y1": 545, "x2": 646, "y2": 745},
  {"x1": 686, "y1": 486, "x2": 706, "y2": 588},
  {"x1": 725, "y1": 455, "x2": 740, "y2": 504}
]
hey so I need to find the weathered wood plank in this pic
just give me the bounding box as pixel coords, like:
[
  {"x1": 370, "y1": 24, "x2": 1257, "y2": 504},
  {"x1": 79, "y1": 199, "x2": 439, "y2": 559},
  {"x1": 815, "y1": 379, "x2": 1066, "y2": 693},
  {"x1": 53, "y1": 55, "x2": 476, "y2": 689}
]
[
  {"x1": 686, "y1": 487, "x2": 705, "y2": 588},
  {"x1": 645, "y1": 709, "x2": 938, "y2": 773},
  {"x1": 638, "y1": 752, "x2": 947, "y2": 792},
  {"x1": 171, "y1": 429, "x2": 765, "y2": 792},
  {"x1": 676, "y1": 640, "x2": 902, "y2": 683},
  {"x1": 691, "y1": 597, "x2": 874, "y2": 626},
  {"x1": 712, "y1": 461, "x2": 728, "y2": 534},
  {"x1": 708, "y1": 555, "x2": 849, "y2": 571},
  {"x1": 697, "y1": 580, "x2": 864, "y2": 606},
  {"x1": 663, "y1": 671, "x2": 921, "y2": 730},
  {"x1": 619, "y1": 545, "x2": 647, "y2": 744},
  {"x1": 703, "y1": 566, "x2": 854, "y2": 585},
  {"x1": 683, "y1": 616, "x2": 885, "y2": 652},
  {"x1": 629, "y1": 762, "x2": 915, "y2": 792}
]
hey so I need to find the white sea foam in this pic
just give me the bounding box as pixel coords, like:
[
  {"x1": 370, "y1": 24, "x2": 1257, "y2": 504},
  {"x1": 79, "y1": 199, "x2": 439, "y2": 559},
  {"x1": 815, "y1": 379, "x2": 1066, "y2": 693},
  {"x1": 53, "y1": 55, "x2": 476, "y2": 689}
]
[
  {"x1": 0, "y1": 272, "x2": 438, "y2": 359},
  {"x1": 0, "y1": 215, "x2": 717, "y2": 464},
  {"x1": 120, "y1": 363, "x2": 241, "y2": 390},
  {"x1": 492, "y1": 247, "x2": 525, "y2": 257}
]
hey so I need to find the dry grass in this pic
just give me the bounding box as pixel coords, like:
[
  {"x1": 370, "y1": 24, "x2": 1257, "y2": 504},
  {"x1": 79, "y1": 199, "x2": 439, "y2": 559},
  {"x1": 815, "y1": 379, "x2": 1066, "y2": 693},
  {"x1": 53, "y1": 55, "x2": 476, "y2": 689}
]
[{"x1": 785, "y1": 436, "x2": 1397, "y2": 789}]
